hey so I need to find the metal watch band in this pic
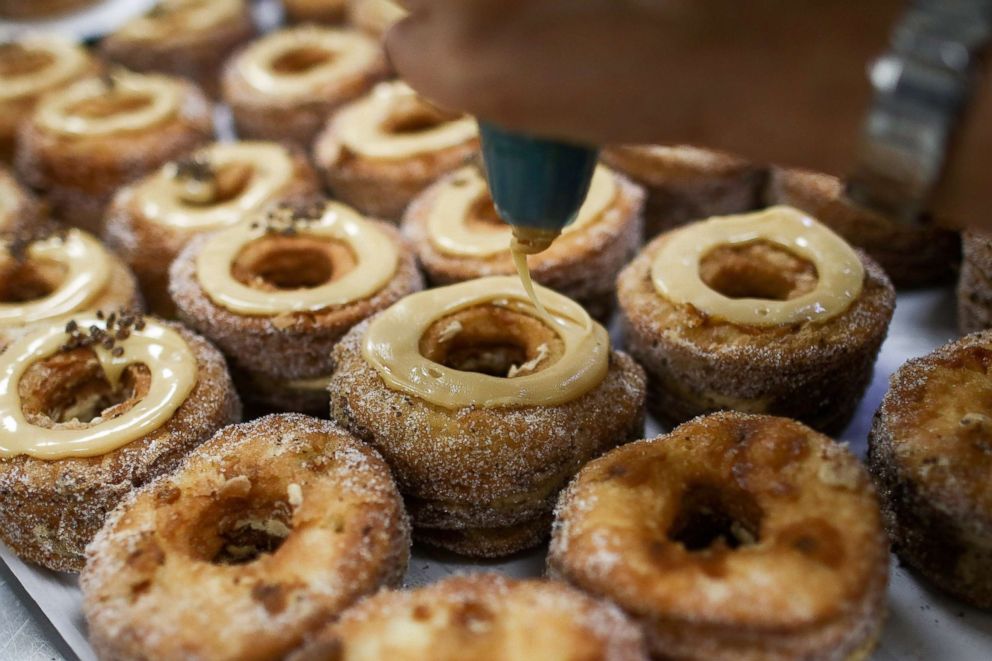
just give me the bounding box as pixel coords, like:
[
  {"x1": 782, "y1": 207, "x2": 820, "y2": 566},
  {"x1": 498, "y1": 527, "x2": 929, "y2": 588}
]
[{"x1": 846, "y1": 0, "x2": 992, "y2": 224}]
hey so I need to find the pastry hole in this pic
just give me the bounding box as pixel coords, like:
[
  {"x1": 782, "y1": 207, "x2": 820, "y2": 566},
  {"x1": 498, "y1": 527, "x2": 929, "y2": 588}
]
[
  {"x1": 69, "y1": 92, "x2": 154, "y2": 119},
  {"x1": 668, "y1": 484, "x2": 762, "y2": 552},
  {"x1": 382, "y1": 96, "x2": 461, "y2": 134},
  {"x1": 699, "y1": 240, "x2": 818, "y2": 301},
  {"x1": 419, "y1": 304, "x2": 563, "y2": 378},
  {"x1": 465, "y1": 193, "x2": 506, "y2": 230},
  {"x1": 271, "y1": 46, "x2": 334, "y2": 74},
  {"x1": 211, "y1": 501, "x2": 293, "y2": 565},
  {"x1": 232, "y1": 235, "x2": 356, "y2": 291},
  {"x1": 0, "y1": 45, "x2": 55, "y2": 76},
  {"x1": 18, "y1": 349, "x2": 150, "y2": 426},
  {"x1": 0, "y1": 259, "x2": 66, "y2": 303}
]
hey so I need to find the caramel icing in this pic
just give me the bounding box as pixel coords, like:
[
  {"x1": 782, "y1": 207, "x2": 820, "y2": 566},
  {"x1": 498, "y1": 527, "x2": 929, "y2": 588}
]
[
  {"x1": 35, "y1": 72, "x2": 182, "y2": 138},
  {"x1": 427, "y1": 165, "x2": 617, "y2": 258},
  {"x1": 237, "y1": 27, "x2": 380, "y2": 99},
  {"x1": 114, "y1": 0, "x2": 242, "y2": 41},
  {"x1": 0, "y1": 230, "x2": 111, "y2": 327},
  {"x1": 0, "y1": 37, "x2": 90, "y2": 102},
  {"x1": 362, "y1": 276, "x2": 610, "y2": 408},
  {"x1": 336, "y1": 81, "x2": 477, "y2": 160},
  {"x1": 651, "y1": 206, "x2": 865, "y2": 326},
  {"x1": 0, "y1": 317, "x2": 197, "y2": 459},
  {"x1": 195, "y1": 202, "x2": 398, "y2": 316},
  {"x1": 133, "y1": 142, "x2": 296, "y2": 231}
]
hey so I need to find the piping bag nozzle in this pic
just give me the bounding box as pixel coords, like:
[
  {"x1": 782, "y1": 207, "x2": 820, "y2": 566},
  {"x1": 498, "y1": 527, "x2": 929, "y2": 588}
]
[{"x1": 479, "y1": 122, "x2": 598, "y2": 254}]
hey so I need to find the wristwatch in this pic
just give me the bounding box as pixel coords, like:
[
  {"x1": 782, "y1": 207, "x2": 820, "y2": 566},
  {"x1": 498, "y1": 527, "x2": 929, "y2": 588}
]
[{"x1": 845, "y1": 0, "x2": 992, "y2": 223}]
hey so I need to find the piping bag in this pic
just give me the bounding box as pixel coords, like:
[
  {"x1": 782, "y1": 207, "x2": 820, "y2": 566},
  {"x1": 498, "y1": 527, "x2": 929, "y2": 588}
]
[{"x1": 479, "y1": 122, "x2": 598, "y2": 318}]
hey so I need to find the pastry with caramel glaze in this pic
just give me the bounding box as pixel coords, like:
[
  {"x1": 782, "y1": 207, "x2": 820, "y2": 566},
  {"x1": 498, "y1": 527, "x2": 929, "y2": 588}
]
[
  {"x1": 222, "y1": 26, "x2": 387, "y2": 147},
  {"x1": 81, "y1": 413, "x2": 409, "y2": 661},
  {"x1": 104, "y1": 141, "x2": 320, "y2": 317},
  {"x1": 0, "y1": 313, "x2": 240, "y2": 571},
  {"x1": 403, "y1": 164, "x2": 643, "y2": 321},
  {"x1": 328, "y1": 277, "x2": 646, "y2": 557},
  {"x1": 550, "y1": 412, "x2": 890, "y2": 661},
  {"x1": 101, "y1": 0, "x2": 257, "y2": 98},
  {"x1": 617, "y1": 206, "x2": 895, "y2": 434},
  {"x1": 16, "y1": 71, "x2": 213, "y2": 233},
  {"x1": 289, "y1": 574, "x2": 648, "y2": 661},
  {"x1": 869, "y1": 332, "x2": 992, "y2": 608},
  {"x1": 0, "y1": 226, "x2": 141, "y2": 348},
  {"x1": 315, "y1": 81, "x2": 479, "y2": 221},
  {"x1": 170, "y1": 199, "x2": 422, "y2": 414},
  {"x1": 601, "y1": 144, "x2": 765, "y2": 239},
  {"x1": 767, "y1": 168, "x2": 960, "y2": 288},
  {"x1": 0, "y1": 37, "x2": 99, "y2": 162}
]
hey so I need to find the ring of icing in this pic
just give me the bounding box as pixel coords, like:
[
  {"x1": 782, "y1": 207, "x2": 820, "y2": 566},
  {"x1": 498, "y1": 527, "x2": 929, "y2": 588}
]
[
  {"x1": 237, "y1": 27, "x2": 380, "y2": 99},
  {"x1": 651, "y1": 206, "x2": 865, "y2": 327},
  {"x1": 362, "y1": 276, "x2": 610, "y2": 409},
  {"x1": 0, "y1": 317, "x2": 197, "y2": 459},
  {"x1": 335, "y1": 81, "x2": 477, "y2": 160},
  {"x1": 114, "y1": 0, "x2": 242, "y2": 41},
  {"x1": 133, "y1": 142, "x2": 296, "y2": 231},
  {"x1": 35, "y1": 72, "x2": 182, "y2": 138},
  {"x1": 427, "y1": 165, "x2": 617, "y2": 258},
  {"x1": 195, "y1": 202, "x2": 399, "y2": 315},
  {"x1": 0, "y1": 37, "x2": 90, "y2": 102},
  {"x1": 0, "y1": 230, "x2": 111, "y2": 326}
]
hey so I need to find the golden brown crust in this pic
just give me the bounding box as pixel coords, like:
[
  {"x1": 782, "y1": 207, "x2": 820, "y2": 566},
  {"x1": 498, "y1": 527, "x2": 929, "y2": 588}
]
[
  {"x1": 328, "y1": 316, "x2": 647, "y2": 557},
  {"x1": 868, "y1": 332, "x2": 992, "y2": 608},
  {"x1": 15, "y1": 77, "x2": 214, "y2": 234},
  {"x1": 0, "y1": 321, "x2": 241, "y2": 572},
  {"x1": 402, "y1": 169, "x2": 644, "y2": 321},
  {"x1": 616, "y1": 228, "x2": 895, "y2": 435},
  {"x1": 288, "y1": 574, "x2": 648, "y2": 661},
  {"x1": 100, "y1": 1, "x2": 258, "y2": 98},
  {"x1": 81, "y1": 413, "x2": 410, "y2": 661},
  {"x1": 766, "y1": 168, "x2": 960, "y2": 288},
  {"x1": 601, "y1": 145, "x2": 765, "y2": 239},
  {"x1": 222, "y1": 30, "x2": 388, "y2": 148},
  {"x1": 549, "y1": 412, "x2": 890, "y2": 661},
  {"x1": 314, "y1": 115, "x2": 479, "y2": 222},
  {"x1": 170, "y1": 220, "x2": 424, "y2": 410},
  {"x1": 103, "y1": 146, "x2": 321, "y2": 318},
  {"x1": 284, "y1": 0, "x2": 348, "y2": 24}
]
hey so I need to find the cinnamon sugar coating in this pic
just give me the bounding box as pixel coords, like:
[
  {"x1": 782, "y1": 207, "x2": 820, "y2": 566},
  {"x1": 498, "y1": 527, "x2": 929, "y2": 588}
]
[
  {"x1": 288, "y1": 574, "x2": 648, "y2": 661},
  {"x1": 869, "y1": 332, "x2": 992, "y2": 607},
  {"x1": 82, "y1": 414, "x2": 410, "y2": 660},
  {"x1": 550, "y1": 412, "x2": 889, "y2": 661},
  {"x1": 328, "y1": 313, "x2": 646, "y2": 557},
  {"x1": 170, "y1": 217, "x2": 423, "y2": 414},
  {"x1": 0, "y1": 321, "x2": 240, "y2": 571},
  {"x1": 617, "y1": 226, "x2": 895, "y2": 434}
]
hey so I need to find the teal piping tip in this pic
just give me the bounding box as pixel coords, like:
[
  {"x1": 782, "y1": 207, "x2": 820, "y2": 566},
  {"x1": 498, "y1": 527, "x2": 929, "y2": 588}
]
[{"x1": 479, "y1": 122, "x2": 599, "y2": 232}]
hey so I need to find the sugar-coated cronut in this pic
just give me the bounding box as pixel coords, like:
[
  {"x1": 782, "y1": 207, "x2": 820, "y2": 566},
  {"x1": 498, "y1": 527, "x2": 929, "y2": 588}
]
[
  {"x1": 402, "y1": 164, "x2": 644, "y2": 321},
  {"x1": 767, "y1": 168, "x2": 960, "y2": 288},
  {"x1": 550, "y1": 412, "x2": 890, "y2": 661},
  {"x1": 0, "y1": 316, "x2": 240, "y2": 571},
  {"x1": 222, "y1": 26, "x2": 388, "y2": 147},
  {"x1": 16, "y1": 71, "x2": 214, "y2": 234},
  {"x1": 288, "y1": 574, "x2": 649, "y2": 661},
  {"x1": 869, "y1": 332, "x2": 992, "y2": 608},
  {"x1": 101, "y1": 0, "x2": 257, "y2": 98},
  {"x1": 618, "y1": 207, "x2": 895, "y2": 434},
  {"x1": 82, "y1": 414, "x2": 410, "y2": 661},
  {"x1": 601, "y1": 144, "x2": 765, "y2": 239},
  {"x1": 329, "y1": 278, "x2": 646, "y2": 557}
]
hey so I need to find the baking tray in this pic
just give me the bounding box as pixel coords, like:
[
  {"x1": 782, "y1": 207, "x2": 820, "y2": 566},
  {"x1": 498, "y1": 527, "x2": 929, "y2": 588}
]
[{"x1": 3, "y1": 287, "x2": 992, "y2": 660}]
